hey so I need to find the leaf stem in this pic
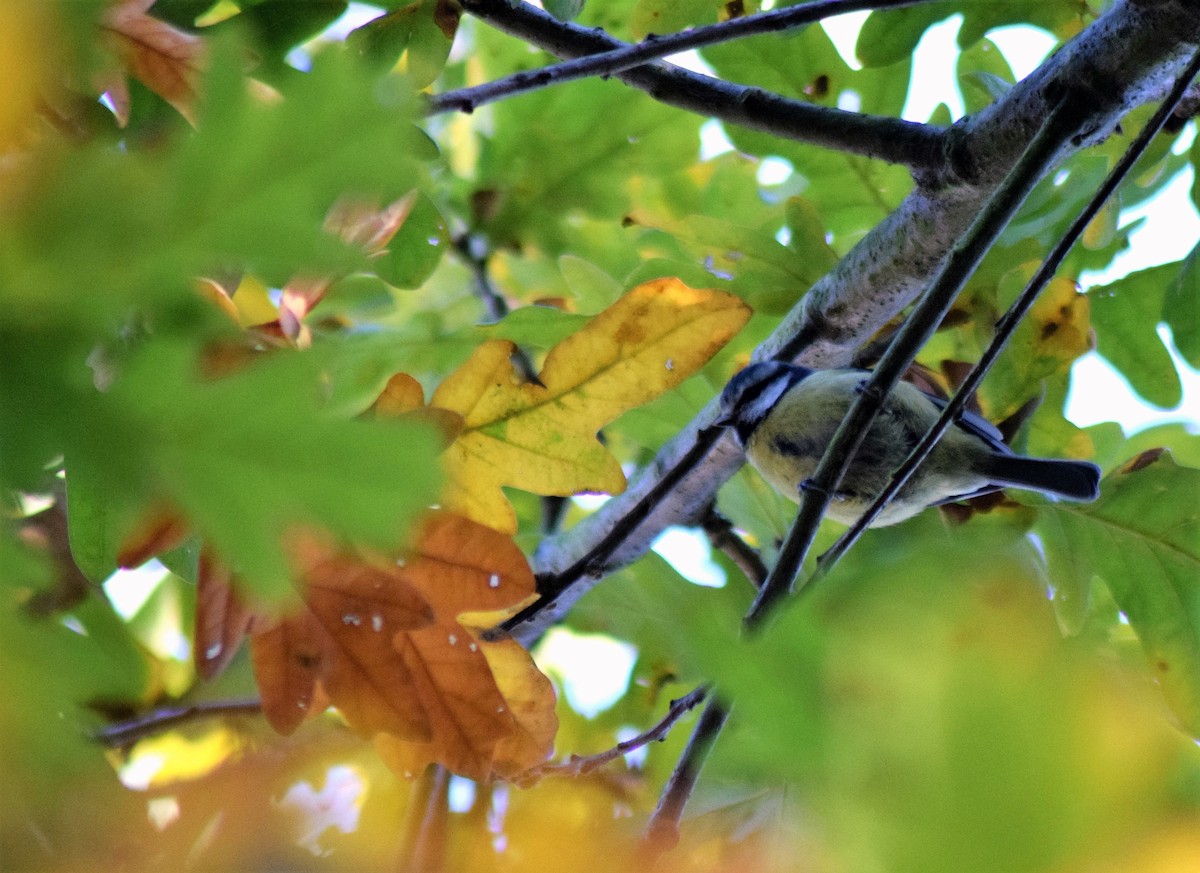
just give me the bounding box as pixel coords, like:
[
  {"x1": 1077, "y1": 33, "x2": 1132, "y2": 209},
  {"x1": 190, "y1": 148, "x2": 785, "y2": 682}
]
[{"x1": 529, "y1": 685, "x2": 709, "y2": 779}]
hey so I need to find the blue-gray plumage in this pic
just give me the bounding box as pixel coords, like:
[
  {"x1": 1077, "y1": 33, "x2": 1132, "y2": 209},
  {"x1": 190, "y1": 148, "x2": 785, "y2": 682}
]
[{"x1": 717, "y1": 361, "x2": 1101, "y2": 527}]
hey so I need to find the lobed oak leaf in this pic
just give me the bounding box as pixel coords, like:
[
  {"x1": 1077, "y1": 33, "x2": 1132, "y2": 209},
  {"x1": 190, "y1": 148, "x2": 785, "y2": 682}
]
[
  {"x1": 252, "y1": 533, "x2": 437, "y2": 739},
  {"x1": 247, "y1": 511, "x2": 555, "y2": 780},
  {"x1": 431, "y1": 278, "x2": 751, "y2": 532},
  {"x1": 101, "y1": 0, "x2": 205, "y2": 126},
  {"x1": 370, "y1": 372, "x2": 465, "y2": 444}
]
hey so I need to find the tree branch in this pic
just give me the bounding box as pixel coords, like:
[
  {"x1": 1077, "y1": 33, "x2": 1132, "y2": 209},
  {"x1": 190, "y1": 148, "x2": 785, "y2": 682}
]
[
  {"x1": 527, "y1": 685, "x2": 709, "y2": 780},
  {"x1": 642, "y1": 698, "x2": 731, "y2": 857},
  {"x1": 701, "y1": 505, "x2": 768, "y2": 590},
  {"x1": 93, "y1": 699, "x2": 262, "y2": 748},
  {"x1": 512, "y1": 0, "x2": 1200, "y2": 648},
  {"x1": 453, "y1": 0, "x2": 947, "y2": 173},
  {"x1": 434, "y1": 0, "x2": 933, "y2": 132},
  {"x1": 747, "y1": 96, "x2": 1083, "y2": 626},
  {"x1": 815, "y1": 44, "x2": 1200, "y2": 576}
]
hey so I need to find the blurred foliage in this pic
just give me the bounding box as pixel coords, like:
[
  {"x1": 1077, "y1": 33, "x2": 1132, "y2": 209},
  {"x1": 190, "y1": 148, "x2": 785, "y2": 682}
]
[{"x1": 2, "y1": 0, "x2": 1199, "y2": 871}]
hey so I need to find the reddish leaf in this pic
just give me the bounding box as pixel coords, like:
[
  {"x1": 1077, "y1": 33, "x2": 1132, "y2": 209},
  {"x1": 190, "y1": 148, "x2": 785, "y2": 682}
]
[
  {"x1": 101, "y1": 0, "x2": 205, "y2": 125},
  {"x1": 116, "y1": 505, "x2": 190, "y2": 568},
  {"x1": 194, "y1": 549, "x2": 257, "y2": 680}
]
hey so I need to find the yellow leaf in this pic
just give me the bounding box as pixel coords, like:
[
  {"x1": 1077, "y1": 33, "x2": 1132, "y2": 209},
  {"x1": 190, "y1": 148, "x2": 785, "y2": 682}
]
[
  {"x1": 231, "y1": 274, "x2": 280, "y2": 327},
  {"x1": 0, "y1": 4, "x2": 54, "y2": 147},
  {"x1": 431, "y1": 278, "x2": 751, "y2": 532},
  {"x1": 1027, "y1": 276, "x2": 1091, "y2": 363}
]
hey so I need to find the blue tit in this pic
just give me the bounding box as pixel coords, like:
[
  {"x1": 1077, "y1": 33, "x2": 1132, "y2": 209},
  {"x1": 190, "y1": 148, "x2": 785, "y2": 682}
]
[{"x1": 717, "y1": 361, "x2": 1101, "y2": 527}]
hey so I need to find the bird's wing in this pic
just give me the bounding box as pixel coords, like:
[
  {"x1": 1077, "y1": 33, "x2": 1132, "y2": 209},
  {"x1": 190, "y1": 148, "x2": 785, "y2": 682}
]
[{"x1": 920, "y1": 392, "x2": 1012, "y2": 456}]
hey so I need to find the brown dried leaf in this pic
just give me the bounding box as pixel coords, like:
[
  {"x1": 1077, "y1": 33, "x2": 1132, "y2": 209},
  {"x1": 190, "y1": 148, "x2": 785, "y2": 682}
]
[
  {"x1": 194, "y1": 549, "x2": 257, "y2": 680},
  {"x1": 116, "y1": 505, "x2": 191, "y2": 568},
  {"x1": 101, "y1": 0, "x2": 205, "y2": 125},
  {"x1": 248, "y1": 513, "x2": 556, "y2": 780}
]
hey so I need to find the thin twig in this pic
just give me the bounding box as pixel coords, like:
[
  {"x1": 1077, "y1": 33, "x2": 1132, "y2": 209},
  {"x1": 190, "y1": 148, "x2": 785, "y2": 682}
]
[
  {"x1": 434, "y1": 0, "x2": 931, "y2": 116},
  {"x1": 93, "y1": 699, "x2": 262, "y2": 748},
  {"x1": 642, "y1": 698, "x2": 730, "y2": 858},
  {"x1": 530, "y1": 685, "x2": 709, "y2": 779},
  {"x1": 454, "y1": 0, "x2": 946, "y2": 173},
  {"x1": 408, "y1": 766, "x2": 451, "y2": 873},
  {"x1": 397, "y1": 765, "x2": 448, "y2": 873},
  {"x1": 491, "y1": 423, "x2": 728, "y2": 638},
  {"x1": 505, "y1": 1, "x2": 1200, "y2": 645},
  {"x1": 745, "y1": 96, "x2": 1085, "y2": 629},
  {"x1": 814, "y1": 45, "x2": 1200, "y2": 577},
  {"x1": 453, "y1": 233, "x2": 540, "y2": 384},
  {"x1": 700, "y1": 505, "x2": 768, "y2": 590}
]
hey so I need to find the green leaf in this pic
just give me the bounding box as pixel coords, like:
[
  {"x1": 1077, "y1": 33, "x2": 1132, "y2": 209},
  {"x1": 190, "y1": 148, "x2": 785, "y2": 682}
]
[
  {"x1": 1037, "y1": 452, "x2": 1200, "y2": 731},
  {"x1": 80, "y1": 345, "x2": 444, "y2": 601},
  {"x1": 475, "y1": 76, "x2": 702, "y2": 254},
  {"x1": 230, "y1": 1, "x2": 349, "y2": 61},
  {"x1": 1165, "y1": 243, "x2": 1199, "y2": 367},
  {"x1": 631, "y1": 0, "x2": 716, "y2": 37},
  {"x1": 375, "y1": 192, "x2": 449, "y2": 289},
  {"x1": 957, "y1": 38, "x2": 1014, "y2": 114},
  {"x1": 626, "y1": 213, "x2": 820, "y2": 311},
  {"x1": 856, "y1": 3, "x2": 955, "y2": 68},
  {"x1": 479, "y1": 306, "x2": 590, "y2": 349},
  {"x1": 545, "y1": 0, "x2": 587, "y2": 24},
  {"x1": 699, "y1": 520, "x2": 1186, "y2": 871},
  {"x1": 568, "y1": 551, "x2": 749, "y2": 676},
  {"x1": 1088, "y1": 263, "x2": 1184, "y2": 409},
  {"x1": 857, "y1": 1, "x2": 1083, "y2": 69}
]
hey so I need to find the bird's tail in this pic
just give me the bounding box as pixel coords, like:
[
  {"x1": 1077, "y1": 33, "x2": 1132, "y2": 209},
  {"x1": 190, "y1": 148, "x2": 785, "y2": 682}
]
[{"x1": 983, "y1": 455, "x2": 1101, "y2": 502}]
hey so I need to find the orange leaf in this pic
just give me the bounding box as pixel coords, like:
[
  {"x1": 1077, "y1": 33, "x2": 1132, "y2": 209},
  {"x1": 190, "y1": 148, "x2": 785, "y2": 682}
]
[
  {"x1": 253, "y1": 535, "x2": 438, "y2": 739},
  {"x1": 249, "y1": 513, "x2": 557, "y2": 780},
  {"x1": 400, "y1": 511, "x2": 536, "y2": 619},
  {"x1": 194, "y1": 549, "x2": 258, "y2": 680},
  {"x1": 251, "y1": 612, "x2": 329, "y2": 735},
  {"x1": 370, "y1": 372, "x2": 465, "y2": 444},
  {"x1": 101, "y1": 0, "x2": 205, "y2": 125},
  {"x1": 116, "y1": 504, "x2": 191, "y2": 568},
  {"x1": 371, "y1": 373, "x2": 426, "y2": 417}
]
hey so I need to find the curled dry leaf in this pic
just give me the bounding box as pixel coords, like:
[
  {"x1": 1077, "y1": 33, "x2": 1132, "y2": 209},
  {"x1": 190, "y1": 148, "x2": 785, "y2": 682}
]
[
  {"x1": 194, "y1": 549, "x2": 258, "y2": 680},
  {"x1": 100, "y1": 0, "x2": 205, "y2": 126}
]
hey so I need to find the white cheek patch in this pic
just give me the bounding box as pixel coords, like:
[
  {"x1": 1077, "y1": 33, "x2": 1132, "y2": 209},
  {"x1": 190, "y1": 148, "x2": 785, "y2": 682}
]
[{"x1": 742, "y1": 377, "x2": 792, "y2": 425}]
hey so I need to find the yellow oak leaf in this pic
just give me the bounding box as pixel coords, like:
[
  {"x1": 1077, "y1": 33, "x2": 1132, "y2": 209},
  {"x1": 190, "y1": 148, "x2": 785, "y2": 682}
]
[{"x1": 431, "y1": 278, "x2": 751, "y2": 532}]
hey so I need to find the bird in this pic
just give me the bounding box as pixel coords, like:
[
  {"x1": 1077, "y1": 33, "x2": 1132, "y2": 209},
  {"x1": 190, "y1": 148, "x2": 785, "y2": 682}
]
[{"x1": 716, "y1": 361, "x2": 1102, "y2": 527}]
